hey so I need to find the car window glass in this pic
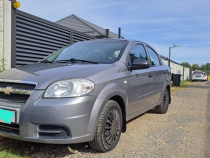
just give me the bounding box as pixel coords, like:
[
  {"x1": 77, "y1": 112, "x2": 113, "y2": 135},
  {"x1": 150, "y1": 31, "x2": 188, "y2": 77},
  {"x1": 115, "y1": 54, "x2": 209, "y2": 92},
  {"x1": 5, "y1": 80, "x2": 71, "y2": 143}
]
[
  {"x1": 45, "y1": 41, "x2": 128, "y2": 64},
  {"x1": 129, "y1": 44, "x2": 147, "y2": 63},
  {"x1": 146, "y1": 46, "x2": 160, "y2": 66},
  {"x1": 195, "y1": 72, "x2": 202, "y2": 75}
]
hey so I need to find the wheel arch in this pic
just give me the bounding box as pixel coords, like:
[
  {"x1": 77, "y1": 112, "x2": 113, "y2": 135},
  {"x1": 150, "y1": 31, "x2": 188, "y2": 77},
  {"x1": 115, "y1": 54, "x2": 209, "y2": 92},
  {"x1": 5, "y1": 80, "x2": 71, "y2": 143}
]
[
  {"x1": 87, "y1": 83, "x2": 128, "y2": 138},
  {"x1": 109, "y1": 95, "x2": 126, "y2": 132}
]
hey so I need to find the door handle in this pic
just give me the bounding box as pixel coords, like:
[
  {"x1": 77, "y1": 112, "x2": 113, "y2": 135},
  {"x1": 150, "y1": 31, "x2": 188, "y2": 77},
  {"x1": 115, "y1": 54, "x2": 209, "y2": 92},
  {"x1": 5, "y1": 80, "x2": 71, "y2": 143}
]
[
  {"x1": 162, "y1": 72, "x2": 167, "y2": 75},
  {"x1": 148, "y1": 74, "x2": 153, "y2": 78}
]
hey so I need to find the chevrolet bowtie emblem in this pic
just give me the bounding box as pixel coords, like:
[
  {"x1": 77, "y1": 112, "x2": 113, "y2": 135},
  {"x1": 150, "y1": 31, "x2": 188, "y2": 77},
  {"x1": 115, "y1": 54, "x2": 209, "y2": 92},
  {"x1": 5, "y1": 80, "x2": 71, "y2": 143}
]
[{"x1": 1, "y1": 87, "x2": 14, "y2": 95}]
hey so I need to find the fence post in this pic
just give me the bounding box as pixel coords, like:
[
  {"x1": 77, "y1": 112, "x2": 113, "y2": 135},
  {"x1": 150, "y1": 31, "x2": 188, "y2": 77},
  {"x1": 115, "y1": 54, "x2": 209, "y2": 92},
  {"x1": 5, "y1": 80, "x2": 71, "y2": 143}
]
[
  {"x1": 11, "y1": 0, "x2": 16, "y2": 68},
  {"x1": 190, "y1": 69, "x2": 192, "y2": 80},
  {"x1": 183, "y1": 66, "x2": 184, "y2": 81}
]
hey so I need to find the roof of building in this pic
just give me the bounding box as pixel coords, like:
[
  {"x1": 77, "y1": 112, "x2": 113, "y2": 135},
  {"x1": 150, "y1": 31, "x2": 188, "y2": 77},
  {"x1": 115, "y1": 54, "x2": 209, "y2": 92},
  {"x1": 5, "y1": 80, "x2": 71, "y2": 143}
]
[{"x1": 56, "y1": 14, "x2": 119, "y2": 38}]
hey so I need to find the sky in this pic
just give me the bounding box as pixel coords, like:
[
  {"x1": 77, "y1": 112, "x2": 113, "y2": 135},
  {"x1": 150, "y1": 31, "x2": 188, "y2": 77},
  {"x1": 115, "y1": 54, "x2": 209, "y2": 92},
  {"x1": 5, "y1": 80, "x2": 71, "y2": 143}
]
[{"x1": 19, "y1": 0, "x2": 210, "y2": 66}]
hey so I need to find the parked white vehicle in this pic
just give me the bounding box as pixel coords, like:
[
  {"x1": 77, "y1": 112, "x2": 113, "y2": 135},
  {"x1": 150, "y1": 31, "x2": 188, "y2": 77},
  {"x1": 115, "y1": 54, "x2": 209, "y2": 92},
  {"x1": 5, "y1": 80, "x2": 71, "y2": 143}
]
[{"x1": 192, "y1": 71, "x2": 208, "y2": 82}]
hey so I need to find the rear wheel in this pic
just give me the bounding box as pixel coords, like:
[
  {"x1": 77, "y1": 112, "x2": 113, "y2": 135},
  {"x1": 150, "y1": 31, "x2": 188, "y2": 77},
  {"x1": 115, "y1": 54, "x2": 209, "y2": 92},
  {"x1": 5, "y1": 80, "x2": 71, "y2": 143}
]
[
  {"x1": 89, "y1": 100, "x2": 122, "y2": 152},
  {"x1": 154, "y1": 89, "x2": 169, "y2": 114}
]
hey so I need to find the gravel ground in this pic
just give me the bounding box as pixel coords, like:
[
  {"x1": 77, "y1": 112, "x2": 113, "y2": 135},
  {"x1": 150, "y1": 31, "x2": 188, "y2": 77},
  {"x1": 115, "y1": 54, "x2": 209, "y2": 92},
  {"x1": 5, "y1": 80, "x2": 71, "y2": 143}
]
[{"x1": 0, "y1": 81, "x2": 210, "y2": 158}]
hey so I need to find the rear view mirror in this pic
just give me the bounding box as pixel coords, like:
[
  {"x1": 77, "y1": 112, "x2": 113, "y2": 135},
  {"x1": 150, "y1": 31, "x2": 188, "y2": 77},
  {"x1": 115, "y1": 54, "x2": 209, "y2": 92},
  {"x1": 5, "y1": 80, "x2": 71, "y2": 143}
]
[{"x1": 131, "y1": 59, "x2": 149, "y2": 70}]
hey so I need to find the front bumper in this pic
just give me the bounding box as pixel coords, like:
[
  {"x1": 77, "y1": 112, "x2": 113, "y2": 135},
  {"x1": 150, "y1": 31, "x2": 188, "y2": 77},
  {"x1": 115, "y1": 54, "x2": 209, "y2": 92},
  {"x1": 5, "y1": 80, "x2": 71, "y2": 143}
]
[{"x1": 0, "y1": 90, "x2": 98, "y2": 144}]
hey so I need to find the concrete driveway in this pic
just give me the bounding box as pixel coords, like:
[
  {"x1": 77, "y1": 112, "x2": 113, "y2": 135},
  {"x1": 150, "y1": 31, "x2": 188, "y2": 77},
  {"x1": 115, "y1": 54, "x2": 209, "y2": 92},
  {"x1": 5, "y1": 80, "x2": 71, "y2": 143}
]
[{"x1": 0, "y1": 81, "x2": 210, "y2": 158}]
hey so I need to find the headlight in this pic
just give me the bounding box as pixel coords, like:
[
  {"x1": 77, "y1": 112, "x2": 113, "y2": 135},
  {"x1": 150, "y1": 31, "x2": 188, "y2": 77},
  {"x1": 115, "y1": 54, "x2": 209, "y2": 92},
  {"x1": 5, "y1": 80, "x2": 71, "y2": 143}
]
[{"x1": 44, "y1": 79, "x2": 94, "y2": 98}]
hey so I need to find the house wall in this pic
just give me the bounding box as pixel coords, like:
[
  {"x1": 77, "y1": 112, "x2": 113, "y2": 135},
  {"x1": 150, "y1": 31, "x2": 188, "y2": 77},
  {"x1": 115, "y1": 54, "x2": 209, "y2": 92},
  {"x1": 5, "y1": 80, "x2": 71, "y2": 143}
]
[
  {"x1": 0, "y1": 0, "x2": 12, "y2": 69},
  {"x1": 162, "y1": 58, "x2": 191, "y2": 81},
  {"x1": 0, "y1": 0, "x2": 3, "y2": 60}
]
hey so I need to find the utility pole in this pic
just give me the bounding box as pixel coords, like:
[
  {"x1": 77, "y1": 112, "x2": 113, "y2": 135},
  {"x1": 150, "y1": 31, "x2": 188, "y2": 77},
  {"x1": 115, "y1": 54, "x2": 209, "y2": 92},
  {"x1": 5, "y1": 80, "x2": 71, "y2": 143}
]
[{"x1": 168, "y1": 44, "x2": 182, "y2": 69}]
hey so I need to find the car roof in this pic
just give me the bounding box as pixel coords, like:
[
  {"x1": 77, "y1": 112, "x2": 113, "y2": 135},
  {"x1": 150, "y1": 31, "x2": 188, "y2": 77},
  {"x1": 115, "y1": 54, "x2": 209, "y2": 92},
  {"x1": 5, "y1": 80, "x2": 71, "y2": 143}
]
[{"x1": 77, "y1": 38, "x2": 155, "y2": 50}]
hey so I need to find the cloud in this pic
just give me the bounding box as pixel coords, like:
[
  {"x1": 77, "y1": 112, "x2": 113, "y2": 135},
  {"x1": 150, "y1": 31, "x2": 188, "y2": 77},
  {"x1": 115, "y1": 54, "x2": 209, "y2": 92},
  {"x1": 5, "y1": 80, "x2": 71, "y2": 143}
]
[{"x1": 18, "y1": 0, "x2": 210, "y2": 65}]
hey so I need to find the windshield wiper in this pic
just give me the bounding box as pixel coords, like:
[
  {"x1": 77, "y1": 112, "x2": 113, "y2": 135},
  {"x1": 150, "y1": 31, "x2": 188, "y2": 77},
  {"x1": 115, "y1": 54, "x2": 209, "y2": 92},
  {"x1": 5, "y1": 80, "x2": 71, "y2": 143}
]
[
  {"x1": 40, "y1": 60, "x2": 53, "y2": 63},
  {"x1": 55, "y1": 58, "x2": 98, "y2": 64}
]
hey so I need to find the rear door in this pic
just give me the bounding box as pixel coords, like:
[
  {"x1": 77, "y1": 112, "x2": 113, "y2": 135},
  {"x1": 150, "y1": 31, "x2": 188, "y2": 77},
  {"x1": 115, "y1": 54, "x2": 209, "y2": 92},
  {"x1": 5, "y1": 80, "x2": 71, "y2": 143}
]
[{"x1": 145, "y1": 46, "x2": 163, "y2": 104}]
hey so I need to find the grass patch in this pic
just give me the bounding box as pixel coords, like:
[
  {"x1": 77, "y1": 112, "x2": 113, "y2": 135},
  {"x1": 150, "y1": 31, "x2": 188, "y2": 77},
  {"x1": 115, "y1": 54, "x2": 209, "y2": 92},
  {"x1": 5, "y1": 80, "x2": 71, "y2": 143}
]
[
  {"x1": 171, "y1": 80, "x2": 191, "y2": 93},
  {"x1": 0, "y1": 151, "x2": 26, "y2": 158},
  {"x1": 0, "y1": 138, "x2": 28, "y2": 158},
  {"x1": 0, "y1": 137, "x2": 82, "y2": 158}
]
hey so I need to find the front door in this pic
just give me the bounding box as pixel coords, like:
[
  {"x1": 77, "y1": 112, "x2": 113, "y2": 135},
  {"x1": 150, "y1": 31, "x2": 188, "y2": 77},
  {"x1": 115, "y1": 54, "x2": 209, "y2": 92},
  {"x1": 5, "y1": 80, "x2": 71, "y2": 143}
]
[{"x1": 127, "y1": 43, "x2": 156, "y2": 115}]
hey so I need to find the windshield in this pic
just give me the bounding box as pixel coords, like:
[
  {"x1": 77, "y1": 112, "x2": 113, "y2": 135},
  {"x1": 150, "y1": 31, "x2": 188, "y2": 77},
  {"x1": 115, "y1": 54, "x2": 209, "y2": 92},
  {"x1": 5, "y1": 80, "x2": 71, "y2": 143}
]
[{"x1": 44, "y1": 41, "x2": 128, "y2": 64}]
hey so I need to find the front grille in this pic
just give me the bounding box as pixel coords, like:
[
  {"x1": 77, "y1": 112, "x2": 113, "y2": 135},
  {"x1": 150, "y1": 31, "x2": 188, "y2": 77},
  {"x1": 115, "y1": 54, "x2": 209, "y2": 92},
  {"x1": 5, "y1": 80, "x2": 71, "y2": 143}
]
[
  {"x1": 0, "y1": 82, "x2": 35, "y2": 90},
  {"x1": 0, "y1": 122, "x2": 19, "y2": 134},
  {"x1": 0, "y1": 82, "x2": 36, "y2": 103},
  {"x1": 0, "y1": 92, "x2": 30, "y2": 103}
]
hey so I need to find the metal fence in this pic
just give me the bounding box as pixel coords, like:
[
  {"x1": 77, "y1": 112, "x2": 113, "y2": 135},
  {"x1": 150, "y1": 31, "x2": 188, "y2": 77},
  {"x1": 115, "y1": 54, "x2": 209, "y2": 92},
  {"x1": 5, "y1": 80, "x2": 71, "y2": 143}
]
[{"x1": 16, "y1": 10, "x2": 94, "y2": 66}]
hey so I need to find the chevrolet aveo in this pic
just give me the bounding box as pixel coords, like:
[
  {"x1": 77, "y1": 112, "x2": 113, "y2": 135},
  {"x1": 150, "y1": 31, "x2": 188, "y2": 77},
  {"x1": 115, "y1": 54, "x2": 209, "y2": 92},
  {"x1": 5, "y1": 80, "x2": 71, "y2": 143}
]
[{"x1": 0, "y1": 39, "x2": 171, "y2": 152}]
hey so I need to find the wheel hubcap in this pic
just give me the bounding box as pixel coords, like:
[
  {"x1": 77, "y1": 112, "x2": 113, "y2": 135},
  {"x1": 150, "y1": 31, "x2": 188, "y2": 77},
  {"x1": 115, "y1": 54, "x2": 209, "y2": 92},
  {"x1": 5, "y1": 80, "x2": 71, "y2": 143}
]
[{"x1": 104, "y1": 109, "x2": 120, "y2": 145}]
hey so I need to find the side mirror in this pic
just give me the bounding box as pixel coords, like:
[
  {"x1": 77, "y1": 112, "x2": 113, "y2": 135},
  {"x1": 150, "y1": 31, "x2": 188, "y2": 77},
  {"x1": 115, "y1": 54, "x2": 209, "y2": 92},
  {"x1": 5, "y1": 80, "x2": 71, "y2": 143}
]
[{"x1": 131, "y1": 59, "x2": 150, "y2": 70}]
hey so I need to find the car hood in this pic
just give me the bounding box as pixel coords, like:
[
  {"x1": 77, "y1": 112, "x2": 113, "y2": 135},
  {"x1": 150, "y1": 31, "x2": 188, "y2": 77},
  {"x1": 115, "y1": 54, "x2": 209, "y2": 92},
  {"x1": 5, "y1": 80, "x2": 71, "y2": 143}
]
[{"x1": 0, "y1": 63, "x2": 113, "y2": 89}]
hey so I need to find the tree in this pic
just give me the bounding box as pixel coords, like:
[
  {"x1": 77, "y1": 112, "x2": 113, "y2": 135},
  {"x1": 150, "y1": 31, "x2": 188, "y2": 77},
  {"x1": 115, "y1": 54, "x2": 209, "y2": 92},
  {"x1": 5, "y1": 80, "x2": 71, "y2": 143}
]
[
  {"x1": 201, "y1": 64, "x2": 206, "y2": 70},
  {"x1": 192, "y1": 64, "x2": 200, "y2": 71},
  {"x1": 181, "y1": 62, "x2": 191, "y2": 68},
  {"x1": 203, "y1": 63, "x2": 210, "y2": 75},
  {"x1": 191, "y1": 63, "x2": 210, "y2": 75},
  {"x1": 206, "y1": 63, "x2": 210, "y2": 70},
  {"x1": 207, "y1": 63, "x2": 210, "y2": 75}
]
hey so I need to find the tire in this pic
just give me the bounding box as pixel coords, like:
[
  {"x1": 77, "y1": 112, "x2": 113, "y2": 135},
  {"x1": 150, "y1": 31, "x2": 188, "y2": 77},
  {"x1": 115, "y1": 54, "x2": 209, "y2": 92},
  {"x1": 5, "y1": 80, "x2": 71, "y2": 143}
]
[
  {"x1": 89, "y1": 100, "x2": 123, "y2": 152},
  {"x1": 154, "y1": 89, "x2": 170, "y2": 114}
]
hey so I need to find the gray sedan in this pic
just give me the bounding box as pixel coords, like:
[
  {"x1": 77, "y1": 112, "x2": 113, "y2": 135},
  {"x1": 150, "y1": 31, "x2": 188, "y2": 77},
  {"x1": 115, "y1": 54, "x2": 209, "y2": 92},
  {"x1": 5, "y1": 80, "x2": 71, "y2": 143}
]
[{"x1": 0, "y1": 39, "x2": 171, "y2": 152}]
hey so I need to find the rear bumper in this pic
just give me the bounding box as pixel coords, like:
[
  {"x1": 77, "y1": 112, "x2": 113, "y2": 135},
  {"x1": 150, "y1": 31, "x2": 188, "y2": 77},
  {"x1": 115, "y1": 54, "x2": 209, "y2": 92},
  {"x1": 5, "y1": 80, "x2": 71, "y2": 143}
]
[
  {"x1": 0, "y1": 90, "x2": 98, "y2": 144},
  {"x1": 192, "y1": 78, "x2": 206, "y2": 81}
]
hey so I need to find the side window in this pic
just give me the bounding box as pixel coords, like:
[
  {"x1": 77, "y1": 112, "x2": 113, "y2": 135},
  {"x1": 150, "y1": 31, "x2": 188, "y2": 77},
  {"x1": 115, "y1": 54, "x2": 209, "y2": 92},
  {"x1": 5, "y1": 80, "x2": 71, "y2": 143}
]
[
  {"x1": 146, "y1": 46, "x2": 160, "y2": 66},
  {"x1": 129, "y1": 44, "x2": 148, "y2": 63}
]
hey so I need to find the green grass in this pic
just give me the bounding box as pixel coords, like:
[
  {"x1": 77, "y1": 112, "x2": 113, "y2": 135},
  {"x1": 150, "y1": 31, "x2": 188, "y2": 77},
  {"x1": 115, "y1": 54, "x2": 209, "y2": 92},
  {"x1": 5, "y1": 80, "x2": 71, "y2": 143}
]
[
  {"x1": 180, "y1": 80, "x2": 191, "y2": 88},
  {"x1": 0, "y1": 138, "x2": 27, "y2": 158},
  {"x1": 0, "y1": 137, "x2": 75, "y2": 158},
  {"x1": 0, "y1": 151, "x2": 25, "y2": 158},
  {"x1": 171, "y1": 80, "x2": 191, "y2": 93}
]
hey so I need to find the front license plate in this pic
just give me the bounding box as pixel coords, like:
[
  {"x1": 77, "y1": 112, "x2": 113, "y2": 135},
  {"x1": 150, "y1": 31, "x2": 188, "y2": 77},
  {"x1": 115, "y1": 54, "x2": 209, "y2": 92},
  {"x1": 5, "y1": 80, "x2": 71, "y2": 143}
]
[{"x1": 0, "y1": 108, "x2": 16, "y2": 124}]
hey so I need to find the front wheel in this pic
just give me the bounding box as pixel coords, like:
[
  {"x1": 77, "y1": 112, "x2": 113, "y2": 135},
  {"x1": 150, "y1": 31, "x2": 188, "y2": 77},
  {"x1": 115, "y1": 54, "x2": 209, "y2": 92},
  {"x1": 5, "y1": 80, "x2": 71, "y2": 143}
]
[
  {"x1": 154, "y1": 89, "x2": 170, "y2": 114},
  {"x1": 89, "y1": 100, "x2": 122, "y2": 152}
]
